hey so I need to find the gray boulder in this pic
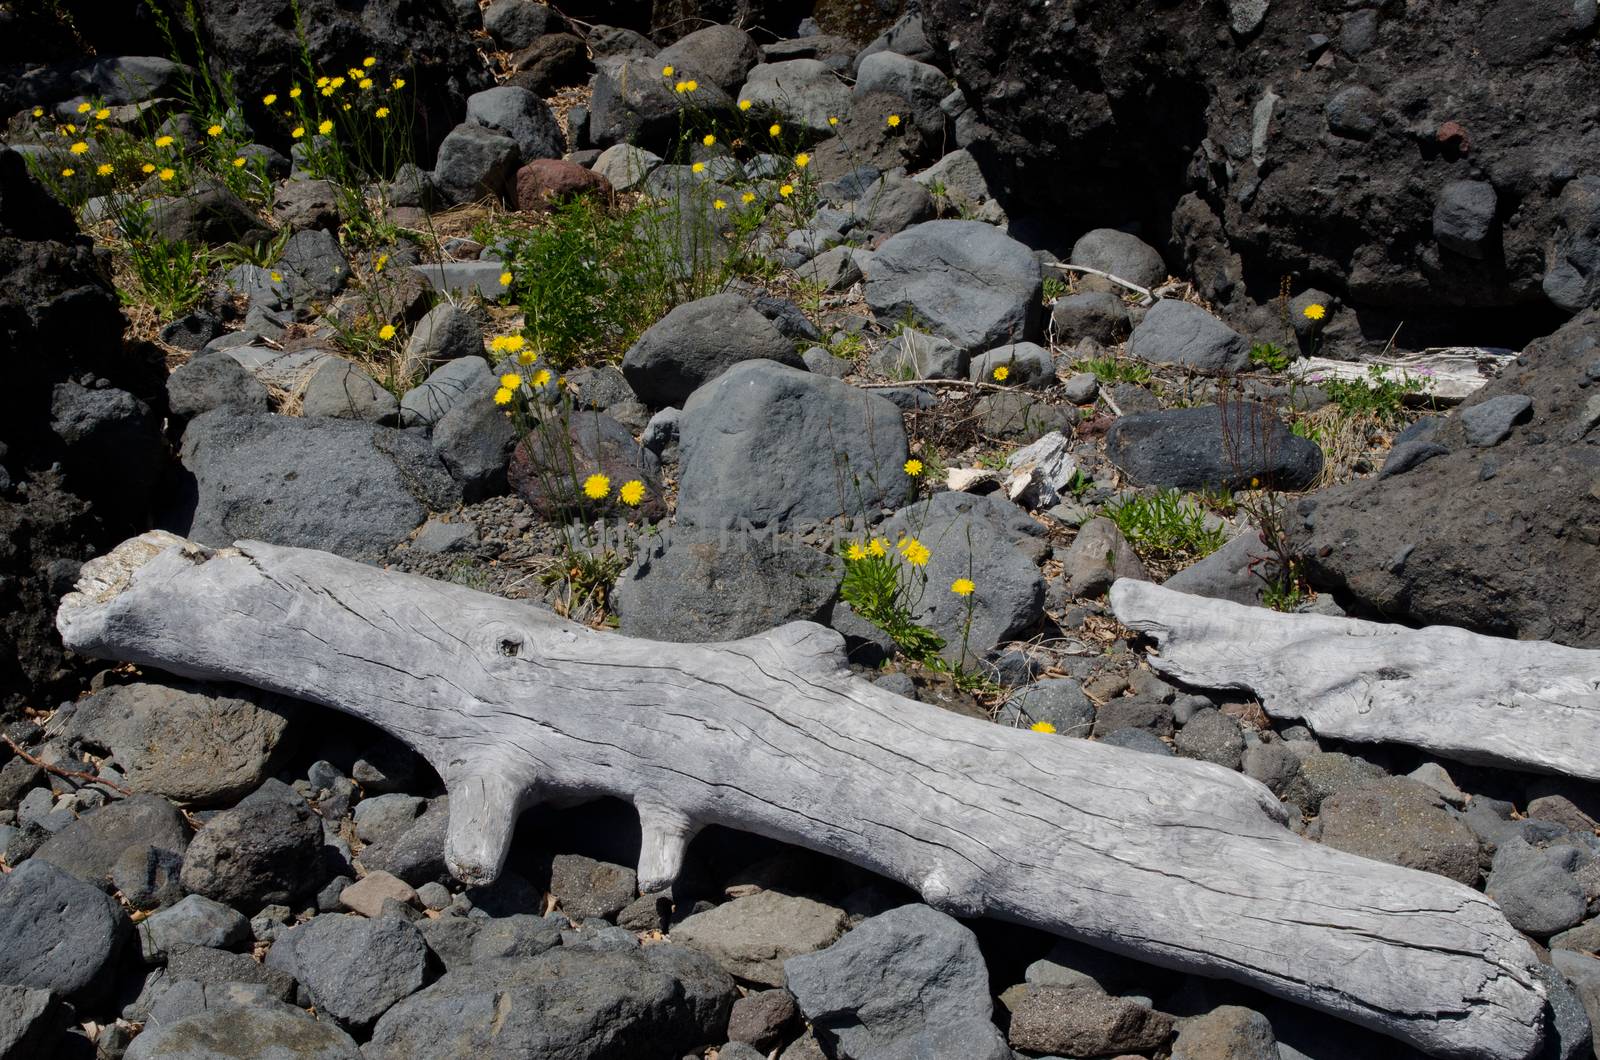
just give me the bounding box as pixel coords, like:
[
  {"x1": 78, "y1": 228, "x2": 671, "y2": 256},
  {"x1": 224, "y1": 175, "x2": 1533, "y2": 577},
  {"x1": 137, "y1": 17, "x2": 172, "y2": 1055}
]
[
  {"x1": 179, "y1": 778, "x2": 325, "y2": 911},
  {"x1": 300, "y1": 357, "x2": 398, "y2": 423},
  {"x1": 621, "y1": 292, "x2": 802, "y2": 408},
  {"x1": 123, "y1": 1002, "x2": 361, "y2": 1060},
  {"x1": 432, "y1": 395, "x2": 518, "y2": 501},
  {"x1": 592, "y1": 144, "x2": 661, "y2": 192},
  {"x1": 854, "y1": 50, "x2": 949, "y2": 139},
  {"x1": 402, "y1": 303, "x2": 484, "y2": 378},
  {"x1": 1051, "y1": 291, "x2": 1130, "y2": 345},
  {"x1": 1545, "y1": 176, "x2": 1600, "y2": 313},
  {"x1": 1531, "y1": 960, "x2": 1595, "y2": 1060},
  {"x1": 1487, "y1": 836, "x2": 1591, "y2": 936},
  {"x1": 1461, "y1": 393, "x2": 1533, "y2": 447},
  {"x1": 657, "y1": 24, "x2": 759, "y2": 94},
  {"x1": 548, "y1": 854, "x2": 638, "y2": 921},
  {"x1": 1058, "y1": 517, "x2": 1147, "y2": 598},
  {"x1": 166, "y1": 353, "x2": 270, "y2": 417},
  {"x1": 865, "y1": 220, "x2": 1042, "y2": 354},
  {"x1": 677, "y1": 360, "x2": 913, "y2": 530},
  {"x1": 1129, "y1": 299, "x2": 1249, "y2": 375},
  {"x1": 399, "y1": 355, "x2": 495, "y2": 428},
  {"x1": 672, "y1": 891, "x2": 847, "y2": 987},
  {"x1": 58, "y1": 676, "x2": 296, "y2": 806},
  {"x1": 272, "y1": 177, "x2": 340, "y2": 232},
  {"x1": 0, "y1": 859, "x2": 129, "y2": 1003},
  {"x1": 31, "y1": 794, "x2": 189, "y2": 887},
  {"x1": 1549, "y1": 951, "x2": 1600, "y2": 1060},
  {"x1": 913, "y1": 148, "x2": 1006, "y2": 224},
  {"x1": 738, "y1": 60, "x2": 852, "y2": 135},
  {"x1": 1069, "y1": 228, "x2": 1167, "y2": 289},
  {"x1": 970, "y1": 341, "x2": 1054, "y2": 386},
  {"x1": 616, "y1": 528, "x2": 842, "y2": 642},
  {"x1": 784, "y1": 904, "x2": 1010, "y2": 1060},
  {"x1": 483, "y1": 0, "x2": 562, "y2": 49},
  {"x1": 997, "y1": 679, "x2": 1095, "y2": 736},
  {"x1": 1105, "y1": 405, "x2": 1323, "y2": 491},
  {"x1": 148, "y1": 180, "x2": 267, "y2": 246},
  {"x1": 466, "y1": 86, "x2": 564, "y2": 164},
  {"x1": 1433, "y1": 179, "x2": 1498, "y2": 259},
  {"x1": 365, "y1": 946, "x2": 736, "y2": 1059},
  {"x1": 277, "y1": 228, "x2": 351, "y2": 301},
  {"x1": 0, "y1": 984, "x2": 56, "y2": 1060},
  {"x1": 505, "y1": 409, "x2": 666, "y2": 520},
  {"x1": 852, "y1": 172, "x2": 937, "y2": 237},
  {"x1": 290, "y1": 914, "x2": 429, "y2": 1029},
  {"x1": 432, "y1": 122, "x2": 519, "y2": 206},
  {"x1": 1170, "y1": 1004, "x2": 1278, "y2": 1060},
  {"x1": 1164, "y1": 529, "x2": 1275, "y2": 607},
  {"x1": 870, "y1": 328, "x2": 965, "y2": 380},
  {"x1": 139, "y1": 895, "x2": 251, "y2": 960},
  {"x1": 1174, "y1": 708, "x2": 1246, "y2": 770},
  {"x1": 1284, "y1": 751, "x2": 1385, "y2": 815},
  {"x1": 589, "y1": 56, "x2": 733, "y2": 153},
  {"x1": 179, "y1": 410, "x2": 460, "y2": 560},
  {"x1": 1315, "y1": 778, "x2": 1480, "y2": 885},
  {"x1": 1008, "y1": 984, "x2": 1174, "y2": 1056}
]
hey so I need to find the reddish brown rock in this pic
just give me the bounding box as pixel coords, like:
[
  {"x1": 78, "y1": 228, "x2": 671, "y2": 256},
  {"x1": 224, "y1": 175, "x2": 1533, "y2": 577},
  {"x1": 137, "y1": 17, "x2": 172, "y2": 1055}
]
[{"x1": 515, "y1": 159, "x2": 614, "y2": 212}]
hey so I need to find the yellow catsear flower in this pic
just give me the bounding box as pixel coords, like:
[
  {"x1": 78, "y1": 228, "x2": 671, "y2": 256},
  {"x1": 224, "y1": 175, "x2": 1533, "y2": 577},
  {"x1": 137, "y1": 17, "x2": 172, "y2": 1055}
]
[
  {"x1": 794, "y1": 152, "x2": 809, "y2": 168},
  {"x1": 318, "y1": 119, "x2": 333, "y2": 135},
  {"x1": 158, "y1": 167, "x2": 175, "y2": 181},
  {"x1": 378, "y1": 324, "x2": 396, "y2": 340},
  {"x1": 683, "y1": 79, "x2": 698, "y2": 92},
  {"x1": 741, "y1": 191, "x2": 756, "y2": 204},
  {"x1": 359, "y1": 78, "x2": 373, "y2": 90},
  {"x1": 661, "y1": 65, "x2": 674, "y2": 77},
  {"x1": 60, "y1": 167, "x2": 75, "y2": 177},
  {"x1": 493, "y1": 386, "x2": 514, "y2": 406},
  {"x1": 691, "y1": 161, "x2": 705, "y2": 174},
  {"x1": 779, "y1": 183, "x2": 794, "y2": 197},
  {"x1": 31, "y1": 107, "x2": 43, "y2": 118},
  {"x1": 1250, "y1": 477, "x2": 1261, "y2": 489},
  {"x1": 363, "y1": 56, "x2": 377, "y2": 67},
  {"x1": 532, "y1": 368, "x2": 551, "y2": 387},
  {"x1": 1303, "y1": 303, "x2": 1326, "y2": 321},
  {"x1": 951, "y1": 578, "x2": 975, "y2": 596},
  {"x1": 582, "y1": 473, "x2": 610, "y2": 500},
  {"x1": 867, "y1": 538, "x2": 889, "y2": 557},
  {"x1": 141, "y1": 162, "x2": 155, "y2": 174},
  {"x1": 264, "y1": 92, "x2": 279, "y2": 105},
  {"x1": 702, "y1": 134, "x2": 716, "y2": 147},
  {"x1": 316, "y1": 76, "x2": 330, "y2": 88},
  {"x1": 321, "y1": 86, "x2": 335, "y2": 97},
  {"x1": 828, "y1": 115, "x2": 839, "y2": 126},
  {"x1": 992, "y1": 365, "x2": 1010, "y2": 382},
  {"x1": 374, "y1": 106, "x2": 390, "y2": 119},
  {"x1": 207, "y1": 124, "x2": 223, "y2": 137},
  {"x1": 96, "y1": 162, "x2": 113, "y2": 176},
  {"x1": 330, "y1": 76, "x2": 346, "y2": 89},
  {"x1": 845, "y1": 542, "x2": 866, "y2": 561},
  {"x1": 1030, "y1": 721, "x2": 1056, "y2": 734},
  {"x1": 94, "y1": 107, "x2": 111, "y2": 120},
  {"x1": 738, "y1": 99, "x2": 752, "y2": 111},
  {"x1": 232, "y1": 156, "x2": 247, "y2": 167},
  {"x1": 499, "y1": 270, "x2": 513, "y2": 288},
  {"x1": 290, "y1": 87, "x2": 302, "y2": 98},
  {"x1": 500, "y1": 372, "x2": 521, "y2": 390},
  {"x1": 374, "y1": 253, "x2": 388, "y2": 272},
  {"x1": 619, "y1": 480, "x2": 645, "y2": 506},
  {"x1": 76, "y1": 102, "x2": 91, "y2": 114},
  {"x1": 904, "y1": 458, "x2": 923, "y2": 476},
  {"x1": 392, "y1": 78, "x2": 406, "y2": 89},
  {"x1": 886, "y1": 114, "x2": 901, "y2": 127},
  {"x1": 291, "y1": 126, "x2": 305, "y2": 138},
  {"x1": 154, "y1": 134, "x2": 174, "y2": 147},
  {"x1": 69, "y1": 141, "x2": 88, "y2": 155},
  {"x1": 901, "y1": 539, "x2": 930, "y2": 566},
  {"x1": 713, "y1": 198, "x2": 726, "y2": 210},
  {"x1": 270, "y1": 270, "x2": 283, "y2": 282},
  {"x1": 490, "y1": 334, "x2": 526, "y2": 353},
  {"x1": 768, "y1": 123, "x2": 781, "y2": 137},
  {"x1": 517, "y1": 348, "x2": 537, "y2": 365},
  {"x1": 347, "y1": 67, "x2": 362, "y2": 80}
]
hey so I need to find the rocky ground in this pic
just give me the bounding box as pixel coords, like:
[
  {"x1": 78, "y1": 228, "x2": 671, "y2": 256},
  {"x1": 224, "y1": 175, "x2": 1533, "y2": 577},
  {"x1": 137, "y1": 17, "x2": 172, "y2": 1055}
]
[{"x1": 1, "y1": 2, "x2": 1599, "y2": 1059}]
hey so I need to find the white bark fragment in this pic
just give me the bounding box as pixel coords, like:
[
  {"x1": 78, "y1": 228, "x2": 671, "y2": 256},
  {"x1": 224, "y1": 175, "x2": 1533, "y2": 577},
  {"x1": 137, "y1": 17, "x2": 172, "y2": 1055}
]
[{"x1": 57, "y1": 535, "x2": 1547, "y2": 1060}]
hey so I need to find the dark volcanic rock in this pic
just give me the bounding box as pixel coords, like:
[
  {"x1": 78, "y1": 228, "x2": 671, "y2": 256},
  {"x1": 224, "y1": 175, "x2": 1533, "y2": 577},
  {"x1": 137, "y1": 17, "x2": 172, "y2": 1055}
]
[
  {"x1": 1294, "y1": 310, "x2": 1600, "y2": 644},
  {"x1": 1106, "y1": 404, "x2": 1323, "y2": 491},
  {"x1": 179, "y1": 778, "x2": 325, "y2": 911}
]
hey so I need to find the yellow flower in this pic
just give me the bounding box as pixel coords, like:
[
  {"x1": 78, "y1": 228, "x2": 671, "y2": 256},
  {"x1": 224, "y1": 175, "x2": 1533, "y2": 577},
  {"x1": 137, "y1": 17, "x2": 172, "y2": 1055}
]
[
  {"x1": 738, "y1": 99, "x2": 752, "y2": 111},
  {"x1": 741, "y1": 191, "x2": 756, "y2": 204},
  {"x1": 684, "y1": 79, "x2": 698, "y2": 92},
  {"x1": 154, "y1": 134, "x2": 174, "y2": 147},
  {"x1": 270, "y1": 271, "x2": 283, "y2": 282},
  {"x1": 322, "y1": 85, "x2": 335, "y2": 96},
  {"x1": 582, "y1": 473, "x2": 610, "y2": 500},
  {"x1": 902, "y1": 539, "x2": 930, "y2": 566},
  {"x1": 867, "y1": 538, "x2": 888, "y2": 557},
  {"x1": 619, "y1": 480, "x2": 645, "y2": 506},
  {"x1": 661, "y1": 65, "x2": 674, "y2": 77},
  {"x1": 845, "y1": 542, "x2": 866, "y2": 561},
  {"x1": 348, "y1": 67, "x2": 362, "y2": 80},
  {"x1": 318, "y1": 119, "x2": 333, "y2": 135},
  {"x1": 992, "y1": 365, "x2": 1010, "y2": 382},
  {"x1": 343, "y1": 100, "x2": 353, "y2": 110},
  {"x1": 378, "y1": 324, "x2": 396, "y2": 341},
  {"x1": 375, "y1": 106, "x2": 390, "y2": 118},
  {"x1": 691, "y1": 161, "x2": 705, "y2": 173},
  {"x1": 794, "y1": 152, "x2": 809, "y2": 168},
  {"x1": 233, "y1": 156, "x2": 247, "y2": 167},
  {"x1": 292, "y1": 126, "x2": 305, "y2": 138},
  {"x1": 264, "y1": 92, "x2": 278, "y2": 105},
  {"x1": 69, "y1": 141, "x2": 88, "y2": 155},
  {"x1": 886, "y1": 114, "x2": 901, "y2": 127},
  {"x1": 96, "y1": 162, "x2": 113, "y2": 176},
  {"x1": 702, "y1": 134, "x2": 716, "y2": 147},
  {"x1": 500, "y1": 372, "x2": 521, "y2": 390},
  {"x1": 828, "y1": 115, "x2": 839, "y2": 126},
  {"x1": 290, "y1": 87, "x2": 302, "y2": 99},
  {"x1": 490, "y1": 334, "x2": 526, "y2": 353},
  {"x1": 674, "y1": 81, "x2": 688, "y2": 94},
  {"x1": 141, "y1": 162, "x2": 155, "y2": 174},
  {"x1": 359, "y1": 78, "x2": 373, "y2": 90},
  {"x1": 499, "y1": 270, "x2": 513, "y2": 288},
  {"x1": 94, "y1": 108, "x2": 111, "y2": 120},
  {"x1": 31, "y1": 107, "x2": 42, "y2": 118},
  {"x1": 76, "y1": 102, "x2": 91, "y2": 114},
  {"x1": 951, "y1": 578, "x2": 975, "y2": 596},
  {"x1": 904, "y1": 458, "x2": 923, "y2": 476},
  {"x1": 207, "y1": 124, "x2": 223, "y2": 137},
  {"x1": 158, "y1": 167, "x2": 175, "y2": 181},
  {"x1": 363, "y1": 56, "x2": 377, "y2": 67},
  {"x1": 316, "y1": 76, "x2": 330, "y2": 88},
  {"x1": 392, "y1": 78, "x2": 406, "y2": 89},
  {"x1": 330, "y1": 76, "x2": 346, "y2": 89},
  {"x1": 374, "y1": 253, "x2": 388, "y2": 272},
  {"x1": 713, "y1": 198, "x2": 726, "y2": 210},
  {"x1": 1303, "y1": 303, "x2": 1326, "y2": 321},
  {"x1": 60, "y1": 167, "x2": 75, "y2": 177},
  {"x1": 1030, "y1": 721, "x2": 1057, "y2": 734},
  {"x1": 517, "y1": 348, "x2": 537, "y2": 365},
  {"x1": 1250, "y1": 477, "x2": 1260, "y2": 489},
  {"x1": 769, "y1": 123, "x2": 781, "y2": 137},
  {"x1": 493, "y1": 386, "x2": 514, "y2": 406},
  {"x1": 532, "y1": 368, "x2": 551, "y2": 387},
  {"x1": 779, "y1": 183, "x2": 793, "y2": 197}
]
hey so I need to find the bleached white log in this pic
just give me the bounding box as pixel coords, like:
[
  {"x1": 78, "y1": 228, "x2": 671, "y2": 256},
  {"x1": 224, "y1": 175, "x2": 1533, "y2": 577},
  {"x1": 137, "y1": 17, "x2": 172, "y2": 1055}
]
[
  {"x1": 57, "y1": 534, "x2": 1546, "y2": 1060},
  {"x1": 1111, "y1": 579, "x2": 1600, "y2": 782},
  {"x1": 1286, "y1": 347, "x2": 1515, "y2": 403}
]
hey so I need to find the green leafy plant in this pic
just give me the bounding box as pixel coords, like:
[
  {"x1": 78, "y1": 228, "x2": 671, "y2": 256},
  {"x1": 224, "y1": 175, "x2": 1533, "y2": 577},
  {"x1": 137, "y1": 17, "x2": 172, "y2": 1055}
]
[
  {"x1": 839, "y1": 541, "x2": 945, "y2": 660},
  {"x1": 1320, "y1": 365, "x2": 1412, "y2": 426},
  {"x1": 1074, "y1": 353, "x2": 1152, "y2": 385},
  {"x1": 1105, "y1": 490, "x2": 1228, "y2": 563},
  {"x1": 122, "y1": 226, "x2": 211, "y2": 320},
  {"x1": 1249, "y1": 340, "x2": 1292, "y2": 372},
  {"x1": 215, "y1": 228, "x2": 291, "y2": 268},
  {"x1": 1042, "y1": 276, "x2": 1067, "y2": 303}
]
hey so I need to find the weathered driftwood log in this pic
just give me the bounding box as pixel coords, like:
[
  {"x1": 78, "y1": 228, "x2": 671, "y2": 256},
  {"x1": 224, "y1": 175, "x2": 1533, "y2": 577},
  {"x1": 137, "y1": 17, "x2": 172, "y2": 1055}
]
[
  {"x1": 57, "y1": 534, "x2": 1546, "y2": 1060},
  {"x1": 1286, "y1": 347, "x2": 1516, "y2": 404},
  {"x1": 1110, "y1": 579, "x2": 1600, "y2": 783}
]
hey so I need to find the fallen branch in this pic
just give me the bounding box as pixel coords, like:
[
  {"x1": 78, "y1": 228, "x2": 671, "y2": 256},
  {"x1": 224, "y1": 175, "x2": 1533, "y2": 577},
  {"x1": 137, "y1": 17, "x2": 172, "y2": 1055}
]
[
  {"x1": 2, "y1": 732, "x2": 131, "y2": 796},
  {"x1": 56, "y1": 533, "x2": 1546, "y2": 1060},
  {"x1": 1109, "y1": 579, "x2": 1600, "y2": 782},
  {"x1": 1287, "y1": 348, "x2": 1516, "y2": 404},
  {"x1": 1044, "y1": 262, "x2": 1157, "y2": 306}
]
